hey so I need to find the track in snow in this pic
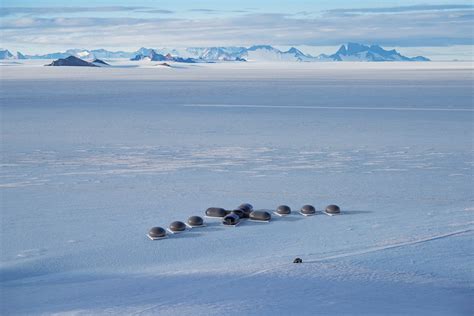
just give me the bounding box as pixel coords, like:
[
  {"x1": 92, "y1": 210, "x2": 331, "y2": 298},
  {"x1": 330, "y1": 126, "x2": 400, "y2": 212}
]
[{"x1": 304, "y1": 228, "x2": 473, "y2": 263}]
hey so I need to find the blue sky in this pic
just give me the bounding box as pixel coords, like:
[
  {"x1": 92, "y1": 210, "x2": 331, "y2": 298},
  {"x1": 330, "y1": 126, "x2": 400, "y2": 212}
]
[{"x1": 1, "y1": 1, "x2": 473, "y2": 59}]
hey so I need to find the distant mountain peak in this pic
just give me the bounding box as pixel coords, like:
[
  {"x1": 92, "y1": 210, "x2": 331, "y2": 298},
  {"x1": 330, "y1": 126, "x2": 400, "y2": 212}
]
[
  {"x1": 46, "y1": 55, "x2": 98, "y2": 67},
  {"x1": 248, "y1": 45, "x2": 275, "y2": 51},
  {"x1": 92, "y1": 58, "x2": 109, "y2": 66},
  {"x1": 287, "y1": 47, "x2": 305, "y2": 56},
  {"x1": 328, "y1": 42, "x2": 430, "y2": 62},
  {"x1": 346, "y1": 42, "x2": 369, "y2": 54}
]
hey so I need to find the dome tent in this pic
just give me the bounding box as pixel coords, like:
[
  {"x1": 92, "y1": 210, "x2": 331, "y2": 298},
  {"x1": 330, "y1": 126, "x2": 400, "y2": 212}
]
[
  {"x1": 275, "y1": 205, "x2": 291, "y2": 216},
  {"x1": 222, "y1": 213, "x2": 240, "y2": 226},
  {"x1": 300, "y1": 204, "x2": 316, "y2": 216},
  {"x1": 249, "y1": 210, "x2": 272, "y2": 222},
  {"x1": 325, "y1": 204, "x2": 341, "y2": 215},
  {"x1": 205, "y1": 207, "x2": 227, "y2": 218},
  {"x1": 168, "y1": 221, "x2": 187, "y2": 233},
  {"x1": 147, "y1": 227, "x2": 167, "y2": 240},
  {"x1": 187, "y1": 216, "x2": 205, "y2": 227}
]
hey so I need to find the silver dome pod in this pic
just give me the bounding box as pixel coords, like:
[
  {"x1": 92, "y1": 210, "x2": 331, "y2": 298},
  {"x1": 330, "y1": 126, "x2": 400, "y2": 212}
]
[
  {"x1": 325, "y1": 204, "x2": 341, "y2": 215},
  {"x1": 147, "y1": 227, "x2": 167, "y2": 240},
  {"x1": 275, "y1": 205, "x2": 291, "y2": 216},
  {"x1": 205, "y1": 207, "x2": 227, "y2": 218},
  {"x1": 249, "y1": 210, "x2": 272, "y2": 222},
  {"x1": 300, "y1": 205, "x2": 316, "y2": 216},
  {"x1": 168, "y1": 221, "x2": 186, "y2": 233},
  {"x1": 187, "y1": 216, "x2": 205, "y2": 227}
]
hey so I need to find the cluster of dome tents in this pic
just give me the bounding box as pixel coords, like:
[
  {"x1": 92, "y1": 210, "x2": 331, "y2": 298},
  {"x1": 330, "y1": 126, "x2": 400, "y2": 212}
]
[{"x1": 148, "y1": 203, "x2": 341, "y2": 240}]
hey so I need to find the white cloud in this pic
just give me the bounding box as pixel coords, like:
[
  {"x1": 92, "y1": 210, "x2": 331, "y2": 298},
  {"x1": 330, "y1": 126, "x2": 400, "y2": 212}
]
[{"x1": 1, "y1": 6, "x2": 472, "y2": 53}]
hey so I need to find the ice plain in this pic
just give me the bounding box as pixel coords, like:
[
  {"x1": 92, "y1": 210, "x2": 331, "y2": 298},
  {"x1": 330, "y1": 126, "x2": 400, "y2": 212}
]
[{"x1": 0, "y1": 61, "x2": 473, "y2": 315}]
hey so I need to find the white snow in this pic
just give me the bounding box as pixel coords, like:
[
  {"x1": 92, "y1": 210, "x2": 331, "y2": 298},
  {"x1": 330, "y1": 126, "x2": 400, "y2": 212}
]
[{"x1": 0, "y1": 61, "x2": 473, "y2": 315}]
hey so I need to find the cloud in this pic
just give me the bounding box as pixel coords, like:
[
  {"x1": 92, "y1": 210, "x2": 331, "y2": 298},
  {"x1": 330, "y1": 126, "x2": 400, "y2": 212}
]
[
  {"x1": 140, "y1": 9, "x2": 174, "y2": 14},
  {"x1": 1, "y1": 6, "x2": 473, "y2": 52},
  {"x1": 188, "y1": 9, "x2": 217, "y2": 13},
  {"x1": 1, "y1": 17, "x2": 152, "y2": 29},
  {"x1": 0, "y1": 6, "x2": 148, "y2": 17},
  {"x1": 327, "y1": 4, "x2": 474, "y2": 14},
  {"x1": 187, "y1": 8, "x2": 250, "y2": 14}
]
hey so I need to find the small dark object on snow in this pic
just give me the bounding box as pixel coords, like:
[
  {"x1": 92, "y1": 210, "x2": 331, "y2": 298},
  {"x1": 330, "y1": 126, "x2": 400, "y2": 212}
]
[
  {"x1": 206, "y1": 207, "x2": 227, "y2": 218},
  {"x1": 325, "y1": 204, "x2": 341, "y2": 214},
  {"x1": 187, "y1": 216, "x2": 204, "y2": 227},
  {"x1": 293, "y1": 258, "x2": 303, "y2": 263}
]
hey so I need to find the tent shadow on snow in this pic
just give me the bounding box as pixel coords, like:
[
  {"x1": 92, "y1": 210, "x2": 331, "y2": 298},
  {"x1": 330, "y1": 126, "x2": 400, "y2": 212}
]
[
  {"x1": 173, "y1": 232, "x2": 205, "y2": 238},
  {"x1": 340, "y1": 210, "x2": 372, "y2": 216},
  {"x1": 199, "y1": 221, "x2": 225, "y2": 232},
  {"x1": 273, "y1": 215, "x2": 304, "y2": 222},
  {"x1": 112, "y1": 65, "x2": 140, "y2": 68}
]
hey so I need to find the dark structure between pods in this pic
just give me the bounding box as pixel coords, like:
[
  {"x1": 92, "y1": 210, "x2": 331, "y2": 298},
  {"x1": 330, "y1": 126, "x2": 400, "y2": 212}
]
[
  {"x1": 223, "y1": 213, "x2": 240, "y2": 226},
  {"x1": 237, "y1": 203, "x2": 253, "y2": 218}
]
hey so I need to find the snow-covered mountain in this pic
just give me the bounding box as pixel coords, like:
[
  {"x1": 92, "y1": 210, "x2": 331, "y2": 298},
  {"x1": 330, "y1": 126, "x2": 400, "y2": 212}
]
[
  {"x1": 0, "y1": 49, "x2": 26, "y2": 60},
  {"x1": 86, "y1": 49, "x2": 133, "y2": 59},
  {"x1": 26, "y1": 49, "x2": 134, "y2": 60},
  {"x1": 185, "y1": 47, "x2": 247, "y2": 61},
  {"x1": 0, "y1": 49, "x2": 15, "y2": 59},
  {"x1": 183, "y1": 45, "x2": 316, "y2": 62},
  {"x1": 324, "y1": 43, "x2": 430, "y2": 62},
  {"x1": 130, "y1": 48, "x2": 196, "y2": 63},
  {"x1": 243, "y1": 45, "x2": 311, "y2": 62}
]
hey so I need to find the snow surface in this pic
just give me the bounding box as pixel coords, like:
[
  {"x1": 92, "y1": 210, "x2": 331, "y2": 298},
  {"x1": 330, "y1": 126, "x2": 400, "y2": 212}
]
[{"x1": 1, "y1": 61, "x2": 473, "y2": 315}]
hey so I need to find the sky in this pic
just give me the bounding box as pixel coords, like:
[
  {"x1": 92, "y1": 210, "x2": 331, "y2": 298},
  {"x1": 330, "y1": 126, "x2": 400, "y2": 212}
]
[{"x1": 1, "y1": 1, "x2": 473, "y2": 60}]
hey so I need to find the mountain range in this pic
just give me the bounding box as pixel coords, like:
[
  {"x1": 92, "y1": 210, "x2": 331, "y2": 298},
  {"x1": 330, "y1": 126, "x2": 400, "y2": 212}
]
[{"x1": 0, "y1": 43, "x2": 430, "y2": 62}]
